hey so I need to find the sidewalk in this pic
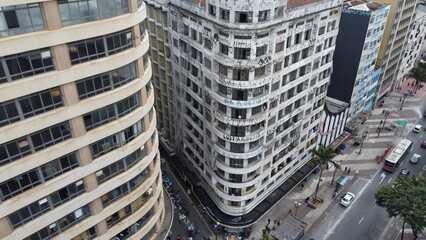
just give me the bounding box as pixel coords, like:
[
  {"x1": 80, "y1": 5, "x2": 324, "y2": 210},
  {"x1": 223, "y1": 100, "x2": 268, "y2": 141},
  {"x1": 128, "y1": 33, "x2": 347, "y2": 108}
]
[{"x1": 249, "y1": 78, "x2": 426, "y2": 240}]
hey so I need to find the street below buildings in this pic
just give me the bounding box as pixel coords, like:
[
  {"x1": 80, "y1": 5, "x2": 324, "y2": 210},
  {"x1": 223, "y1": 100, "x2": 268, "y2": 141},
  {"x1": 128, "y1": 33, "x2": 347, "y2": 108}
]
[{"x1": 307, "y1": 79, "x2": 426, "y2": 240}]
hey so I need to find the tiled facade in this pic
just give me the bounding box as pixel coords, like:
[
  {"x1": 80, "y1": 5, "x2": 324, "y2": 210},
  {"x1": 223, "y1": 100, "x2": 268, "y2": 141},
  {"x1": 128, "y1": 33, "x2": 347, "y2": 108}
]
[{"x1": 0, "y1": 1, "x2": 164, "y2": 239}]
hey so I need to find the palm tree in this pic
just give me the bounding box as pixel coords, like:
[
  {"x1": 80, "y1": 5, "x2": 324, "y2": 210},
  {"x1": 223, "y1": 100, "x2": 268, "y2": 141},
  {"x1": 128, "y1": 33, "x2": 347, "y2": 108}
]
[
  {"x1": 407, "y1": 62, "x2": 426, "y2": 93},
  {"x1": 309, "y1": 146, "x2": 340, "y2": 198}
]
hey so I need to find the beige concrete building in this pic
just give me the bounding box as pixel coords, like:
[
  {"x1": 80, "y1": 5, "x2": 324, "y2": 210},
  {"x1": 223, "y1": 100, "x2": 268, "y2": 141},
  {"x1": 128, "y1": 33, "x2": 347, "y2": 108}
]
[
  {"x1": 144, "y1": 0, "x2": 176, "y2": 150},
  {"x1": 0, "y1": 1, "x2": 164, "y2": 240},
  {"x1": 375, "y1": 0, "x2": 419, "y2": 100}
]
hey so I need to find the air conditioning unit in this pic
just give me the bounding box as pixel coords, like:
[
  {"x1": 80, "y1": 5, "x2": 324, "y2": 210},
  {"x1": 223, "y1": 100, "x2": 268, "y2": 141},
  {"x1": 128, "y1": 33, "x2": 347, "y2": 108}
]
[{"x1": 147, "y1": 188, "x2": 153, "y2": 195}]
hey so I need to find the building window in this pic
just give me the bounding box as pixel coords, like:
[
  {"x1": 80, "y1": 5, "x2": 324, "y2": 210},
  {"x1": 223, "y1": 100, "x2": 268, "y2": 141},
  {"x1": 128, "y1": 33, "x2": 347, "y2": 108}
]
[
  {"x1": 83, "y1": 93, "x2": 140, "y2": 130},
  {"x1": 255, "y1": 66, "x2": 266, "y2": 78},
  {"x1": 208, "y1": 4, "x2": 216, "y2": 16},
  {"x1": 234, "y1": 48, "x2": 251, "y2": 59},
  {"x1": 101, "y1": 168, "x2": 150, "y2": 207},
  {"x1": 274, "y1": 6, "x2": 284, "y2": 19},
  {"x1": 0, "y1": 152, "x2": 78, "y2": 201},
  {"x1": 71, "y1": 226, "x2": 97, "y2": 240},
  {"x1": 258, "y1": 10, "x2": 270, "y2": 22},
  {"x1": 0, "y1": 87, "x2": 63, "y2": 127},
  {"x1": 24, "y1": 204, "x2": 91, "y2": 240},
  {"x1": 106, "y1": 191, "x2": 151, "y2": 228},
  {"x1": 0, "y1": 4, "x2": 44, "y2": 37},
  {"x1": 219, "y1": 43, "x2": 229, "y2": 55},
  {"x1": 0, "y1": 48, "x2": 54, "y2": 84},
  {"x1": 68, "y1": 28, "x2": 132, "y2": 65},
  {"x1": 218, "y1": 63, "x2": 228, "y2": 76},
  {"x1": 256, "y1": 45, "x2": 267, "y2": 57},
  {"x1": 110, "y1": 209, "x2": 153, "y2": 240},
  {"x1": 0, "y1": 122, "x2": 72, "y2": 166},
  {"x1": 58, "y1": 0, "x2": 129, "y2": 26},
  {"x1": 76, "y1": 62, "x2": 137, "y2": 99},
  {"x1": 275, "y1": 41, "x2": 285, "y2": 53},
  {"x1": 220, "y1": 8, "x2": 230, "y2": 21},
  {"x1": 235, "y1": 11, "x2": 253, "y2": 23},
  {"x1": 90, "y1": 120, "x2": 143, "y2": 158},
  {"x1": 8, "y1": 180, "x2": 85, "y2": 229},
  {"x1": 204, "y1": 38, "x2": 212, "y2": 50},
  {"x1": 96, "y1": 146, "x2": 147, "y2": 184},
  {"x1": 232, "y1": 68, "x2": 250, "y2": 81}
]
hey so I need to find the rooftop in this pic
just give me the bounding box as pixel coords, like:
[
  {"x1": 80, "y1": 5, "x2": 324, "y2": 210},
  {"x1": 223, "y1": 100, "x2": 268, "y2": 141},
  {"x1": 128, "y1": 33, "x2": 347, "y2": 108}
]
[{"x1": 343, "y1": 0, "x2": 386, "y2": 11}]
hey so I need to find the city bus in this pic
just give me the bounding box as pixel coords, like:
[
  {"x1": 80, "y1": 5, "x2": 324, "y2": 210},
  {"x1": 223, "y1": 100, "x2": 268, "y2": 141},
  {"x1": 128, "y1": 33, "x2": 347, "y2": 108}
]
[{"x1": 383, "y1": 139, "x2": 412, "y2": 172}]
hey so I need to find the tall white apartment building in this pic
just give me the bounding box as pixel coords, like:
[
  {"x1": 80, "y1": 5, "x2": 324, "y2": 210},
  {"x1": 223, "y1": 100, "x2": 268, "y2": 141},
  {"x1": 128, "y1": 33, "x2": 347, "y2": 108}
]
[
  {"x1": 169, "y1": 0, "x2": 342, "y2": 216},
  {"x1": 375, "y1": 0, "x2": 419, "y2": 100},
  {"x1": 0, "y1": 1, "x2": 164, "y2": 239},
  {"x1": 397, "y1": 1, "x2": 426, "y2": 82}
]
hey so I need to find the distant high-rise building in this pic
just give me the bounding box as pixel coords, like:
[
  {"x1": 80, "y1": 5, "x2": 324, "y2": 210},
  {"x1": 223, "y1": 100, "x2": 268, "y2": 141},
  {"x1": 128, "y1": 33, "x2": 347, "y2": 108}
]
[
  {"x1": 375, "y1": 0, "x2": 420, "y2": 101},
  {"x1": 145, "y1": 0, "x2": 177, "y2": 151},
  {"x1": 0, "y1": 1, "x2": 164, "y2": 239},
  {"x1": 328, "y1": 0, "x2": 389, "y2": 118},
  {"x1": 397, "y1": 1, "x2": 426, "y2": 82},
  {"x1": 168, "y1": 0, "x2": 342, "y2": 217}
]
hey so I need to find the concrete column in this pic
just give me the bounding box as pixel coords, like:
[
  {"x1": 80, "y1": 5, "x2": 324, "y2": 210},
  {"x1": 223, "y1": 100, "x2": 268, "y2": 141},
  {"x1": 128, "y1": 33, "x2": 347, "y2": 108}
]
[
  {"x1": 78, "y1": 146, "x2": 93, "y2": 166},
  {"x1": 95, "y1": 220, "x2": 109, "y2": 236},
  {"x1": 84, "y1": 173, "x2": 99, "y2": 192},
  {"x1": 40, "y1": 1, "x2": 62, "y2": 30},
  {"x1": 90, "y1": 198, "x2": 104, "y2": 215},
  {"x1": 0, "y1": 217, "x2": 13, "y2": 239},
  {"x1": 128, "y1": 0, "x2": 139, "y2": 13},
  {"x1": 52, "y1": 44, "x2": 72, "y2": 71}
]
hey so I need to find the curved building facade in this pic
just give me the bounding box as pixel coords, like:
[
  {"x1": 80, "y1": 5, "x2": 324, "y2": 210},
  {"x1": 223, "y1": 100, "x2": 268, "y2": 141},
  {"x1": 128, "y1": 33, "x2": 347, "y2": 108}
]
[
  {"x1": 0, "y1": 1, "x2": 164, "y2": 239},
  {"x1": 170, "y1": 0, "x2": 342, "y2": 215}
]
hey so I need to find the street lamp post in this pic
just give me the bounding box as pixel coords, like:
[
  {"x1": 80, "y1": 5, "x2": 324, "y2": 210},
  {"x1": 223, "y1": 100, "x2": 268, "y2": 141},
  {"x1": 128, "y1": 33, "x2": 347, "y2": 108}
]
[
  {"x1": 358, "y1": 131, "x2": 368, "y2": 154},
  {"x1": 400, "y1": 94, "x2": 407, "y2": 110},
  {"x1": 294, "y1": 201, "x2": 302, "y2": 216}
]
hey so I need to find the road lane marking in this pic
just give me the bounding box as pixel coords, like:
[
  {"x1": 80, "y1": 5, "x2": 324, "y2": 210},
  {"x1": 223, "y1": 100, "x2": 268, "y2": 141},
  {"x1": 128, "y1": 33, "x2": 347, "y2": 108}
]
[
  {"x1": 388, "y1": 177, "x2": 393, "y2": 183},
  {"x1": 420, "y1": 134, "x2": 423, "y2": 139},
  {"x1": 378, "y1": 217, "x2": 396, "y2": 240},
  {"x1": 358, "y1": 217, "x2": 364, "y2": 224},
  {"x1": 321, "y1": 176, "x2": 371, "y2": 239},
  {"x1": 379, "y1": 172, "x2": 386, "y2": 184},
  {"x1": 401, "y1": 161, "x2": 404, "y2": 165},
  {"x1": 410, "y1": 148, "x2": 413, "y2": 152}
]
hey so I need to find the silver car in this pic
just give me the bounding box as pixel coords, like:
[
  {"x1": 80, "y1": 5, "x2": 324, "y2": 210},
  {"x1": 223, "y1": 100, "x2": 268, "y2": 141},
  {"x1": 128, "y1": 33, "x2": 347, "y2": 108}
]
[
  {"x1": 410, "y1": 154, "x2": 420, "y2": 164},
  {"x1": 340, "y1": 192, "x2": 355, "y2": 207}
]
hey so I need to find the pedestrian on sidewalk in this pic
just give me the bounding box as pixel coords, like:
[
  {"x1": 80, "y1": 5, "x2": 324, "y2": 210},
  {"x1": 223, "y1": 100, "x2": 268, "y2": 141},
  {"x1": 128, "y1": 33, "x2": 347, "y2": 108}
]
[
  {"x1": 301, "y1": 183, "x2": 304, "y2": 190},
  {"x1": 348, "y1": 168, "x2": 351, "y2": 174},
  {"x1": 332, "y1": 191, "x2": 338, "y2": 199},
  {"x1": 344, "y1": 166, "x2": 348, "y2": 173}
]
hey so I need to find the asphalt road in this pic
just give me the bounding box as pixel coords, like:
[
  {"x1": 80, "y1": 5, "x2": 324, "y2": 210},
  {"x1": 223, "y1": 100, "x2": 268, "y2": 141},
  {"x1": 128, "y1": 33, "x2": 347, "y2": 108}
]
[{"x1": 310, "y1": 115, "x2": 426, "y2": 240}]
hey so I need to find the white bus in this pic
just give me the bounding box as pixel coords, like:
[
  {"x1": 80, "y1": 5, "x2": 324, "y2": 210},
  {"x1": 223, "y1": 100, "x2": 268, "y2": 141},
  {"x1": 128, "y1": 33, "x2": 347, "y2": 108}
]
[{"x1": 383, "y1": 139, "x2": 412, "y2": 172}]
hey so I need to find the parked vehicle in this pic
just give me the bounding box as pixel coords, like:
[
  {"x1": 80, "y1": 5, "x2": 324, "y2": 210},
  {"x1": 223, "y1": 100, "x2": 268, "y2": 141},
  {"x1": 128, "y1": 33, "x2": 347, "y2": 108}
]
[
  {"x1": 340, "y1": 192, "x2": 355, "y2": 207},
  {"x1": 413, "y1": 125, "x2": 422, "y2": 133},
  {"x1": 421, "y1": 140, "x2": 426, "y2": 148},
  {"x1": 400, "y1": 169, "x2": 410, "y2": 176},
  {"x1": 410, "y1": 154, "x2": 421, "y2": 164}
]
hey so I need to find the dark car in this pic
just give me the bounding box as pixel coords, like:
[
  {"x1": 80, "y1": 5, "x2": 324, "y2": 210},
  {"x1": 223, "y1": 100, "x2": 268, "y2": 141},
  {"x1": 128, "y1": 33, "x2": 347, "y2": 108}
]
[
  {"x1": 400, "y1": 169, "x2": 410, "y2": 176},
  {"x1": 422, "y1": 140, "x2": 426, "y2": 148}
]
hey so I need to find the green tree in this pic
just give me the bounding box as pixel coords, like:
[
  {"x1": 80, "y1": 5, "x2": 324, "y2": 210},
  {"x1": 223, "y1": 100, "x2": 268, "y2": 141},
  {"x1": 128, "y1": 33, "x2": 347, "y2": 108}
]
[
  {"x1": 262, "y1": 229, "x2": 270, "y2": 240},
  {"x1": 407, "y1": 62, "x2": 426, "y2": 93},
  {"x1": 375, "y1": 176, "x2": 426, "y2": 239},
  {"x1": 309, "y1": 146, "x2": 340, "y2": 198}
]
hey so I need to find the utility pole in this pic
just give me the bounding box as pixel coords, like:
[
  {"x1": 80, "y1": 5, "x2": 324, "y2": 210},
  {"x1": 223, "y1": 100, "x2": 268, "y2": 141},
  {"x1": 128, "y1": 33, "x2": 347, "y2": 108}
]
[
  {"x1": 358, "y1": 131, "x2": 368, "y2": 154},
  {"x1": 400, "y1": 94, "x2": 407, "y2": 110}
]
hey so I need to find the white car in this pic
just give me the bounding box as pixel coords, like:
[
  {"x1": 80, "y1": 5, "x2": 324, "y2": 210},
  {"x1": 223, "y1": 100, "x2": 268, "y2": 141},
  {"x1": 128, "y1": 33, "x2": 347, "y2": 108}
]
[
  {"x1": 410, "y1": 154, "x2": 421, "y2": 164},
  {"x1": 413, "y1": 125, "x2": 422, "y2": 133},
  {"x1": 340, "y1": 192, "x2": 355, "y2": 207}
]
